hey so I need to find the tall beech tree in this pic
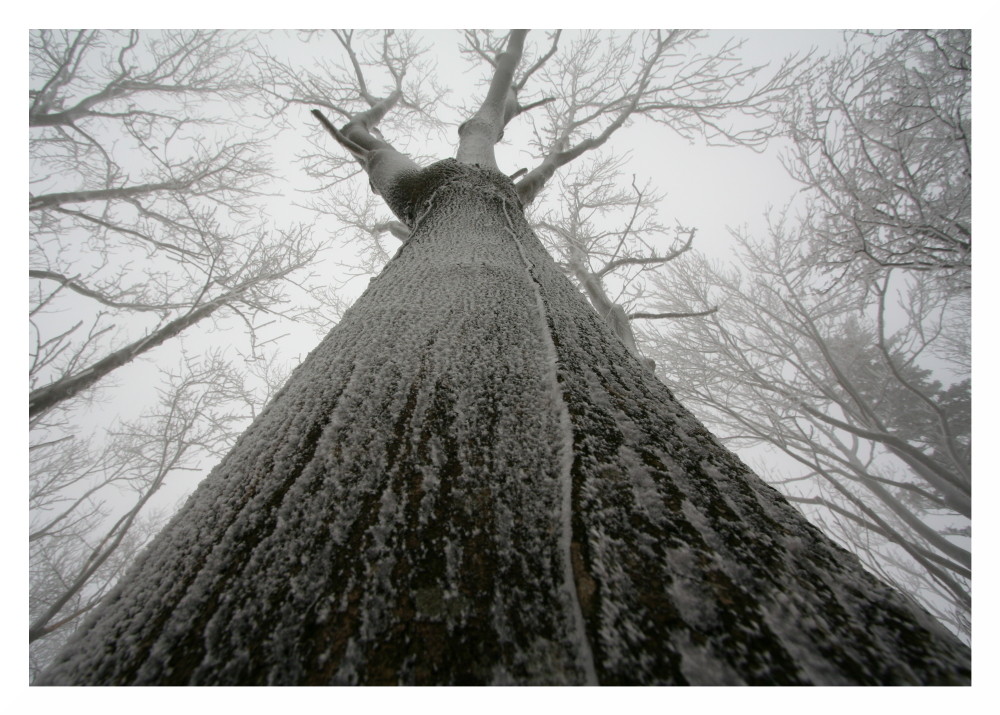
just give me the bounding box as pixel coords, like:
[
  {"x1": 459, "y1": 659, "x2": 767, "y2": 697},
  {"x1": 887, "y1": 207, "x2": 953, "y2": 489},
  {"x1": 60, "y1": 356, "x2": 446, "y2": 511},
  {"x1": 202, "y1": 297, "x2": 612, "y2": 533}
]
[{"x1": 39, "y1": 30, "x2": 970, "y2": 686}]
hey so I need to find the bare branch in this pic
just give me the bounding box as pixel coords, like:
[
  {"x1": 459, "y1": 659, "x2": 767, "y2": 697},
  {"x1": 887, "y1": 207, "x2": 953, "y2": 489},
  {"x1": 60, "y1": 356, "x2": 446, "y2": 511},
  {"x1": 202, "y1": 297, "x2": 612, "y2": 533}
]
[{"x1": 630, "y1": 307, "x2": 719, "y2": 320}]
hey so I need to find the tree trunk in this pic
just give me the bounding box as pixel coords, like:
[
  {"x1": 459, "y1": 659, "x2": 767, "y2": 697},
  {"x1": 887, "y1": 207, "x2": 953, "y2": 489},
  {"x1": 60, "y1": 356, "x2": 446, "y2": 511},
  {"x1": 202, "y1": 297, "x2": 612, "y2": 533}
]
[{"x1": 37, "y1": 161, "x2": 970, "y2": 685}]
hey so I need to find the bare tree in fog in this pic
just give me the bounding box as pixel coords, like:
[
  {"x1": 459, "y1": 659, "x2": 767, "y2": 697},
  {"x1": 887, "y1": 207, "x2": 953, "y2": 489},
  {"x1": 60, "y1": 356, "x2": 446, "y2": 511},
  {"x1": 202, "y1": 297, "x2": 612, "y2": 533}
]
[
  {"x1": 29, "y1": 351, "x2": 291, "y2": 679},
  {"x1": 38, "y1": 31, "x2": 968, "y2": 686},
  {"x1": 30, "y1": 30, "x2": 318, "y2": 416},
  {"x1": 779, "y1": 30, "x2": 970, "y2": 283},
  {"x1": 644, "y1": 30, "x2": 971, "y2": 636},
  {"x1": 646, "y1": 218, "x2": 970, "y2": 635},
  {"x1": 28, "y1": 30, "x2": 315, "y2": 663}
]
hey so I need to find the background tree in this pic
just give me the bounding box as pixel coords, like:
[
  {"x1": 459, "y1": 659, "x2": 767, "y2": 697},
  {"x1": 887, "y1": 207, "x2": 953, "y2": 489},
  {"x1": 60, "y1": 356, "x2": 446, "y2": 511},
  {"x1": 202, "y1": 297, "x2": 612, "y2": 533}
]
[
  {"x1": 641, "y1": 30, "x2": 971, "y2": 637},
  {"x1": 644, "y1": 220, "x2": 970, "y2": 635},
  {"x1": 28, "y1": 351, "x2": 290, "y2": 680},
  {"x1": 28, "y1": 29, "x2": 317, "y2": 669},
  {"x1": 30, "y1": 30, "x2": 318, "y2": 416},
  {"x1": 37, "y1": 30, "x2": 969, "y2": 685},
  {"x1": 778, "y1": 30, "x2": 970, "y2": 284}
]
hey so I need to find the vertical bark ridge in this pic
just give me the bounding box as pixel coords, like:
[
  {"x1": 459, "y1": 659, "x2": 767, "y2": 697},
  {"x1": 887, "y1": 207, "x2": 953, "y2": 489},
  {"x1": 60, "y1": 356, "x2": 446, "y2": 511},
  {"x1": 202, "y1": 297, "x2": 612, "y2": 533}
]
[{"x1": 501, "y1": 199, "x2": 599, "y2": 685}]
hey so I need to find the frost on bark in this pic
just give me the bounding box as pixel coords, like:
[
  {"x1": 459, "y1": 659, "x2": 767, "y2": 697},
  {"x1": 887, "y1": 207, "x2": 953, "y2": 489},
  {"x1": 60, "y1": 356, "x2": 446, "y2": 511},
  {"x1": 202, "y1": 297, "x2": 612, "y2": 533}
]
[{"x1": 38, "y1": 160, "x2": 969, "y2": 686}]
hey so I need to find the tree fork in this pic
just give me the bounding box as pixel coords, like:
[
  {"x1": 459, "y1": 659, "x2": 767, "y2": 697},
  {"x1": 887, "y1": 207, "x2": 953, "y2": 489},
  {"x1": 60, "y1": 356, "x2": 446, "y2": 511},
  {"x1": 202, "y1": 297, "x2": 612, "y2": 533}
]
[{"x1": 38, "y1": 160, "x2": 969, "y2": 685}]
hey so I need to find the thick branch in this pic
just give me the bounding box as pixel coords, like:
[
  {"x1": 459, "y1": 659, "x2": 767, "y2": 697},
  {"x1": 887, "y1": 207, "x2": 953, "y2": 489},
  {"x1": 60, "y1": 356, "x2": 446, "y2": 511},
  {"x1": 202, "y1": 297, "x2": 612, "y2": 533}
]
[
  {"x1": 311, "y1": 107, "x2": 422, "y2": 220},
  {"x1": 310, "y1": 109, "x2": 368, "y2": 162},
  {"x1": 456, "y1": 30, "x2": 529, "y2": 168},
  {"x1": 372, "y1": 221, "x2": 411, "y2": 241},
  {"x1": 29, "y1": 269, "x2": 184, "y2": 312},
  {"x1": 29, "y1": 302, "x2": 224, "y2": 417},
  {"x1": 597, "y1": 247, "x2": 692, "y2": 279},
  {"x1": 515, "y1": 106, "x2": 634, "y2": 205},
  {"x1": 30, "y1": 179, "x2": 190, "y2": 212},
  {"x1": 629, "y1": 307, "x2": 719, "y2": 320}
]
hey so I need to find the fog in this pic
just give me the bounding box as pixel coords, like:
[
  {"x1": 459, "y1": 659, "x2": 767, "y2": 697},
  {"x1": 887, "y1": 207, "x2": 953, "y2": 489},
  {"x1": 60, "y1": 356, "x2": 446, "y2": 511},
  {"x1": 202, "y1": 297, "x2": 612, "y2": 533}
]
[{"x1": 26, "y1": 25, "x2": 972, "y2": 684}]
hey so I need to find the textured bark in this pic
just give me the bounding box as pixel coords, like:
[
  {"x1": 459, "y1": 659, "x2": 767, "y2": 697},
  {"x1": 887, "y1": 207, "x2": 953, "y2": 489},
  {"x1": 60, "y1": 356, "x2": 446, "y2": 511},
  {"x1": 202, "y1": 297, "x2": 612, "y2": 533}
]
[{"x1": 38, "y1": 161, "x2": 970, "y2": 685}]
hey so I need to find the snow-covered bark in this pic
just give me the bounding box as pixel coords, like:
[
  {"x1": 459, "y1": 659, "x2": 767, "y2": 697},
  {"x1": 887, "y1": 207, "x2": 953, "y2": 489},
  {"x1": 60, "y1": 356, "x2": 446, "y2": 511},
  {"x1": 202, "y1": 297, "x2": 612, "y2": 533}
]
[{"x1": 38, "y1": 161, "x2": 969, "y2": 685}]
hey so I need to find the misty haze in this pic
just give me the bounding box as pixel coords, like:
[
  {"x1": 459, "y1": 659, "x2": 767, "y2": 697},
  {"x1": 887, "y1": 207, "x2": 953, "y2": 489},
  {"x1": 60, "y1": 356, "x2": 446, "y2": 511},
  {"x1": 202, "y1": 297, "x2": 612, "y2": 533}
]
[{"x1": 29, "y1": 29, "x2": 970, "y2": 685}]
